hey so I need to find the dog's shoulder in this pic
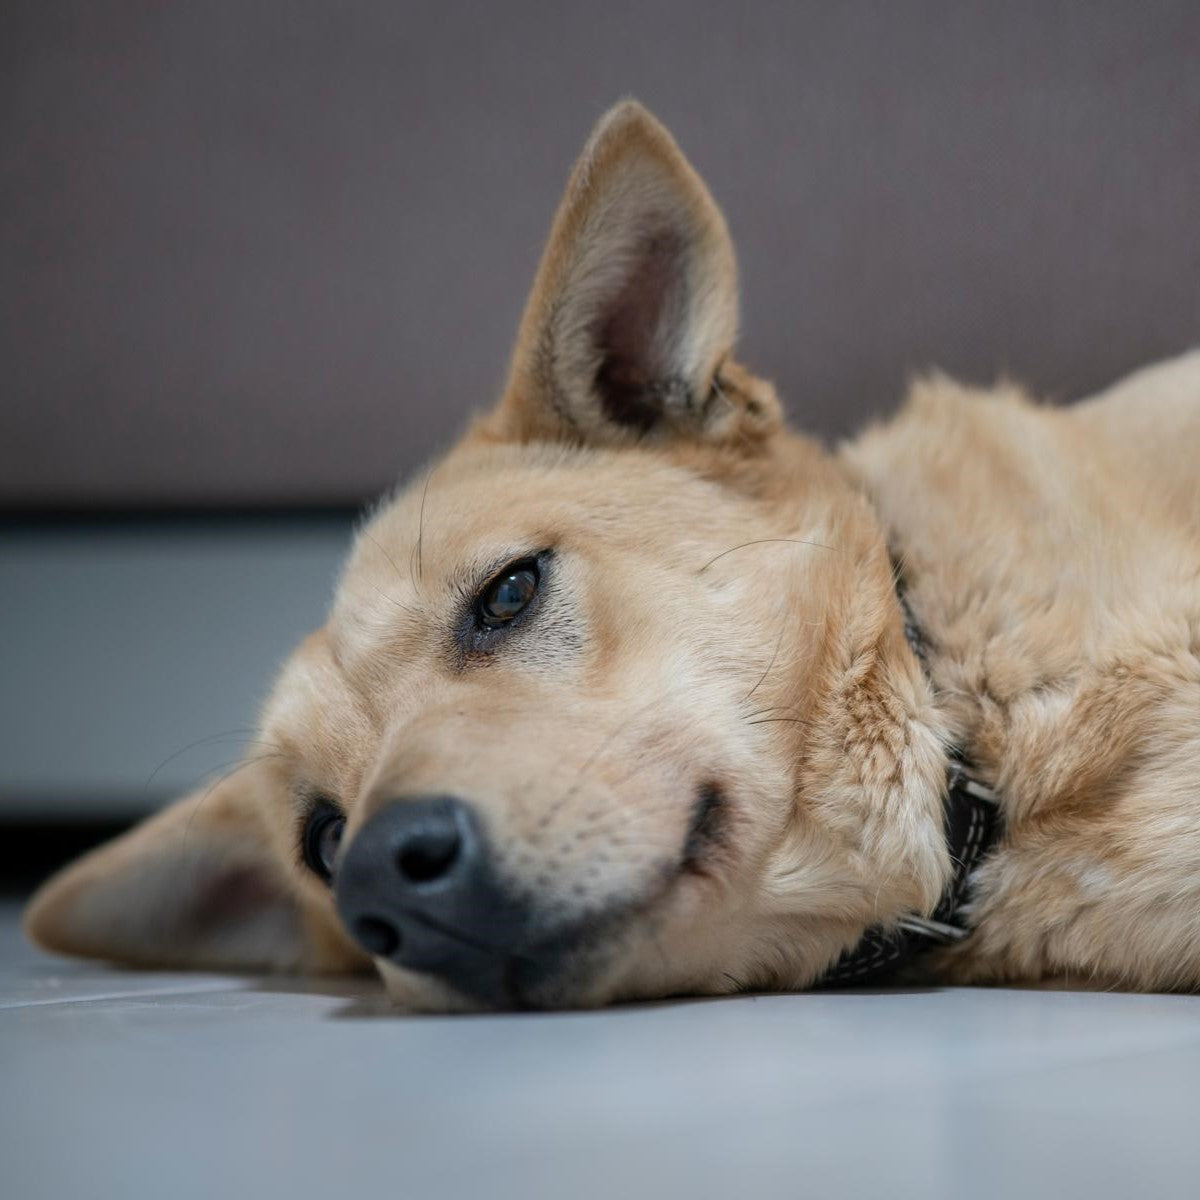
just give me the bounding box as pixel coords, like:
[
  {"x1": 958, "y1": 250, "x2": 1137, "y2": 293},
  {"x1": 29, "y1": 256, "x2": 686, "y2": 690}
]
[
  {"x1": 1071, "y1": 349, "x2": 1200, "y2": 531},
  {"x1": 841, "y1": 355, "x2": 1200, "y2": 989},
  {"x1": 836, "y1": 351, "x2": 1200, "y2": 819},
  {"x1": 839, "y1": 351, "x2": 1200, "y2": 609}
]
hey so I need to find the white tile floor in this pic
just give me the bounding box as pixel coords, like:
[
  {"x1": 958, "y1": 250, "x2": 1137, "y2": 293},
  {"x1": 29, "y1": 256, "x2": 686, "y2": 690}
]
[{"x1": 2, "y1": 899, "x2": 1199, "y2": 1200}]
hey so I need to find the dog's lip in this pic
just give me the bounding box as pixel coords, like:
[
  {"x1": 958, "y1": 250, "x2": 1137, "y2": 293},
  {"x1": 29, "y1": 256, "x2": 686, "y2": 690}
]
[
  {"x1": 397, "y1": 904, "x2": 530, "y2": 962},
  {"x1": 681, "y1": 781, "x2": 727, "y2": 872},
  {"x1": 390, "y1": 887, "x2": 651, "y2": 1011},
  {"x1": 511, "y1": 799, "x2": 735, "y2": 1007},
  {"x1": 473, "y1": 851, "x2": 711, "y2": 1010},
  {"x1": 377, "y1": 785, "x2": 728, "y2": 1011}
]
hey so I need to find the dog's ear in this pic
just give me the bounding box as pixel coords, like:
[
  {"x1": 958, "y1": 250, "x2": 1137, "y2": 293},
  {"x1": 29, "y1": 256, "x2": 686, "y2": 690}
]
[
  {"x1": 484, "y1": 99, "x2": 780, "y2": 447},
  {"x1": 24, "y1": 766, "x2": 316, "y2": 972}
]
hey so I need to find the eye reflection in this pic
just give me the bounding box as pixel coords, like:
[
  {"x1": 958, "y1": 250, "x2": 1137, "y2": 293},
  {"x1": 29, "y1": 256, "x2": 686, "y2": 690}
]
[{"x1": 478, "y1": 561, "x2": 539, "y2": 628}]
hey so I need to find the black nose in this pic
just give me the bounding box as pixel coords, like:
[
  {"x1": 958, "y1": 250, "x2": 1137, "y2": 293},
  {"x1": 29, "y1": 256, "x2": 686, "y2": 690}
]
[{"x1": 334, "y1": 795, "x2": 530, "y2": 1002}]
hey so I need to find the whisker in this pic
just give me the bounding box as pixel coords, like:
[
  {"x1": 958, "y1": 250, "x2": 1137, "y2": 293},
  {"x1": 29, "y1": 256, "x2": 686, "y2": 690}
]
[
  {"x1": 573, "y1": 779, "x2": 681, "y2": 839},
  {"x1": 649, "y1": 926, "x2": 673, "y2": 975},
  {"x1": 537, "y1": 693, "x2": 668, "y2": 831},
  {"x1": 746, "y1": 716, "x2": 815, "y2": 729},
  {"x1": 344, "y1": 583, "x2": 421, "y2": 621},
  {"x1": 698, "y1": 537, "x2": 838, "y2": 574},
  {"x1": 144, "y1": 731, "x2": 281, "y2": 793},
  {"x1": 179, "y1": 752, "x2": 286, "y2": 861},
  {"x1": 361, "y1": 529, "x2": 417, "y2": 605},
  {"x1": 415, "y1": 467, "x2": 435, "y2": 586},
  {"x1": 743, "y1": 624, "x2": 786, "y2": 702},
  {"x1": 742, "y1": 704, "x2": 802, "y2": 721}
]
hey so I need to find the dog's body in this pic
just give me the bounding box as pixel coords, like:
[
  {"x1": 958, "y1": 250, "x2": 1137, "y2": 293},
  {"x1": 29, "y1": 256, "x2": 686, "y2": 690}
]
[
  {"x1": 25, "y1": 103, "x2": 1200, "y2": 1009},
  {"x1": 847, "y1": 358, "x2": 1200, "y2": 989}
]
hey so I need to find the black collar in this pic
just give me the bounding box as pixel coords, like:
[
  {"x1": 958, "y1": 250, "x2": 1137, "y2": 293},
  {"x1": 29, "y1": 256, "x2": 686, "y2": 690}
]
[{"x1": 815, "y1": 588, "x2": 1002, "y2": 989}]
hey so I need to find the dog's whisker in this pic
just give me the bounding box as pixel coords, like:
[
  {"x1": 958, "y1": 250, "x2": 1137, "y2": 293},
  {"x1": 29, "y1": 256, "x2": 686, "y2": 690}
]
[
  {"x1": 648, "y1": 926, "x2": 673, "y2": 976},
  {"x1": 414, "y1": 466, "x2": 435, "y2": 587},
  {"x1": 144, "y1": 730, "x2": 281, "y2": 793},
  {"x1": 573, "y1": 797, "x2": 682, "y2": 839},
  {"x1": 743, "y1": 624, "x2": 787, "y2": 701},
  {"x1": 537, "y1": 693, "x2": 672, "y2": 831},
  {"x1": 698, "y1": 536, "x2": 839, "y2": 575},
  {"x1": 346, "y1": 580, "x2": 422, "y2": 620},
  {"x1": 178, "y1": 752, "x2": 286, "y2": 863},
  {"x1": 543, "y1": 775, "x2": 682, "y2": 845},
  {"x1": 361, "y1": 529, "x2": 419, "y2": 604},
  {"x1": 742, "y1": 703, "x2": 808, "y2": 721}
]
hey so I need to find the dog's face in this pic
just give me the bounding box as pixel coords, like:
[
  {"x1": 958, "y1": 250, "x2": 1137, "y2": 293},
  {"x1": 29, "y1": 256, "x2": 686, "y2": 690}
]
[{"x1": 25, "y1": 102, "x2": 951, "y2": 1010}]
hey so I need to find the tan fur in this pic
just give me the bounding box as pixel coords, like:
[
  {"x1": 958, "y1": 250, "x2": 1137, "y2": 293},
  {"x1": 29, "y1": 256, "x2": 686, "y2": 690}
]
[
  {"x1": 24, "y1": 102, "x2": 1200, "y2": 1009},
  {"x1": 843, "y1": 356, "x2": 1200, "y2": 991}
]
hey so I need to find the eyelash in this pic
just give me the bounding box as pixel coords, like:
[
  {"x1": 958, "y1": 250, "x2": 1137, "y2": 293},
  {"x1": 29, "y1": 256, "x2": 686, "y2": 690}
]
[{"x1": 460, "y1": 551, "x2": 551, "y2": 652}]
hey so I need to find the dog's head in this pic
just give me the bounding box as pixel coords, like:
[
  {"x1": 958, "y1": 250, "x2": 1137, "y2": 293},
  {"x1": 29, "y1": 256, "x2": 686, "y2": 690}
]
[{"x1": 25, "y1": 102, "x2": 951, "y2": 1010}]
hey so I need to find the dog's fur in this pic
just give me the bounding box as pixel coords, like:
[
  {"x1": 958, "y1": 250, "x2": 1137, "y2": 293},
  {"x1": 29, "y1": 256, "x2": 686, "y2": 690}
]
[{"x1": 25, "y1": 102, "x2": 1200, "y2": 1009}]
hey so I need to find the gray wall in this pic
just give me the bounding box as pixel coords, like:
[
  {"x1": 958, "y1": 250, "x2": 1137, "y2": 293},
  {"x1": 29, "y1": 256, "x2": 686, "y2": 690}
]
[
  {"x1": 2, "y1": 3, "x2": 1199, "y2": 816},
  {"x1": 0, "y1": 518, "x2": 352, "y2": 816},
  {"x1": 4, "y1": 1, "x2": 1199, "y2": 508}
]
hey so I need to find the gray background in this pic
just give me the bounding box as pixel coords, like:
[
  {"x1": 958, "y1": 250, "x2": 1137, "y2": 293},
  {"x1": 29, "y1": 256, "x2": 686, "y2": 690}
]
[
  {"x1": 0, "y1": 517, "x2": 351, "y2": 815},
  {"x1": 4, "y1": 0, "x2": 1199, "y2": 508},
  {"x1": 1, "y1": 3, "x2": 1198, "y2": 813}
]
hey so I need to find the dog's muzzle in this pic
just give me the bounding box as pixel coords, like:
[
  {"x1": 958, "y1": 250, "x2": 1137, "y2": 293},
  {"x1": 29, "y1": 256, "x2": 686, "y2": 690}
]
[{"x1": 335, "y1": 795, "x2": 550, "y2": 1007}]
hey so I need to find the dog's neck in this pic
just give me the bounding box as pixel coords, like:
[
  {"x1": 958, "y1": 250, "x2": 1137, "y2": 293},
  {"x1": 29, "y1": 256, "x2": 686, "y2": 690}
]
[{"x1": 815, "y1": 581, "x2": 1003, "y2": 988}]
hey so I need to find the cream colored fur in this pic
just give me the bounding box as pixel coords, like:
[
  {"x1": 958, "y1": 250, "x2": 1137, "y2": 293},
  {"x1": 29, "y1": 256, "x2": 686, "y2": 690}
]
[{"x1": 24, "y1": 101, "x2": 1200, "y2": 1008}]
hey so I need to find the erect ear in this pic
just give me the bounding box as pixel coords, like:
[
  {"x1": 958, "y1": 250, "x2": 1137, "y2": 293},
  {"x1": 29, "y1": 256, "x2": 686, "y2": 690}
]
[
  {"x1": 24, "y1": 766, "x2": 340, "y2": 972},
  {"x1": 484, "y1": 99, "x2": 780, "y2": 447}
]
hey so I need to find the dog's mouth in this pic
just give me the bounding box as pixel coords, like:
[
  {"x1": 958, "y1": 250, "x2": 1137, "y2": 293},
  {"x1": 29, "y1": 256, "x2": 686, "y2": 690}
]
[
  {"x1": 369, "y1": 782, "x2": 730, "y2": 1012},
  {"x1": 369, "y1": 893, "x2": 641, "y2": 1012},
  {"x1": 681, "y1": 780, "x2": 727, "y2": 872}
]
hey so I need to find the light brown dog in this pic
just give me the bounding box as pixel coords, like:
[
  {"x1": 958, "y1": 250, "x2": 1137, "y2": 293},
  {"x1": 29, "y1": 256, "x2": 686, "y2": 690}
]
[{"x1": 25, "y1": 101, "x2": 1200, "y2": 1010}]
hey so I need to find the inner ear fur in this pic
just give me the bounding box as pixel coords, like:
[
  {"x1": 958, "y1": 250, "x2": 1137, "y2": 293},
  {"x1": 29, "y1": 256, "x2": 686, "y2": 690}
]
[
  {"x1": 22, "y1": 765, "x2": 348, "y2": 972},
  {"x1": 484, "y1": 99, "x2": 781, "y2": 448}
]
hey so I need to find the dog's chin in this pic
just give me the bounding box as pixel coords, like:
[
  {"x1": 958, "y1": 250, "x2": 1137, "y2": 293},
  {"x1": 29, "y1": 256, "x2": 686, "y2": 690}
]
[
  {"x1": 375, "y1": 949, "x2": 622, "y2": 1013},
  {"x1": 375, "y1": 963, "x2": 496, "y2": 1014}
]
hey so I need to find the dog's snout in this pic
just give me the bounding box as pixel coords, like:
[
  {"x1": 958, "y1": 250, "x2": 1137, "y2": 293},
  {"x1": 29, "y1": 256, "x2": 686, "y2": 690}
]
[
  {"x1": 335, "y1": 796, "x2": 532, "y2": 1004},
  {"x1": 392, "y1": 803, "x2": 463, "y2": 885}
]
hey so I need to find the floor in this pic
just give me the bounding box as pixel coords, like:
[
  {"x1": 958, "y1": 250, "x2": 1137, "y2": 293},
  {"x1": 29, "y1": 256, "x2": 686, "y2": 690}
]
[{"x1": 2, "y1": 901, "x2": 1198, "y2": 1200}]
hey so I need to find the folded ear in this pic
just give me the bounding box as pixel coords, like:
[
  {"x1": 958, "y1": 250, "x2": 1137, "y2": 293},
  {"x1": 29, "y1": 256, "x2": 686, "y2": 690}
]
[
  {"x1": 486, "y1": 99, "x2": 780, "y2": 447},
  {"x1": 24, "y1": 766, "x2": 320, "y2": 972}
]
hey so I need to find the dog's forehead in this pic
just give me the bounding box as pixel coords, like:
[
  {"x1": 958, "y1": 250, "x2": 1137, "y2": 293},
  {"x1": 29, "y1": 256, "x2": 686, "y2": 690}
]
[
  {"x1": 319, "y1": 445, "x2": 573, "y2": 670},
  {"x1": 318, "y1": 439, "x2": 742, "y2": 697},
  {"x1": 341, "y1": 441, "x2": 720, "y2": 593}
]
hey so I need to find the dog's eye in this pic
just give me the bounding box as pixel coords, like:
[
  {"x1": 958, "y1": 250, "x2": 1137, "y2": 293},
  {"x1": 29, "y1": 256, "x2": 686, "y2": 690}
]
[
  {"x1": 477, "y1": 560, "x2": 539, "y2": 628},
  {"x1": 302, "y1": 803, "x2": 346, "y2": 883}
]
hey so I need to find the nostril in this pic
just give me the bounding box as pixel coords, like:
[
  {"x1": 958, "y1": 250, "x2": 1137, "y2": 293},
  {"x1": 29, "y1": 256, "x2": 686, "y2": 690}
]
[
  {"x1": 354, "y1": 915, "x2": 401, "y2": 957},
  {"x1": 396, "y1": 826, "x2": 461, "y2": 883}
]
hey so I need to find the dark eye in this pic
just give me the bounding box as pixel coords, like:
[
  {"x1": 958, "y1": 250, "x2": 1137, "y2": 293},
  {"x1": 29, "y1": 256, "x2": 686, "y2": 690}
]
[
  {"x1": 477, "y1": 559, "x2": 539, "y2": 628},
  {"x1": 302, "y1": 803, "x2": 345, "y2": 883}
]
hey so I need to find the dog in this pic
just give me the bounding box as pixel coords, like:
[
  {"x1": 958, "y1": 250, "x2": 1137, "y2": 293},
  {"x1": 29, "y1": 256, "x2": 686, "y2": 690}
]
[{"x1": 25, "y1": 100, "x2": 1200, "y2": 1011}]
